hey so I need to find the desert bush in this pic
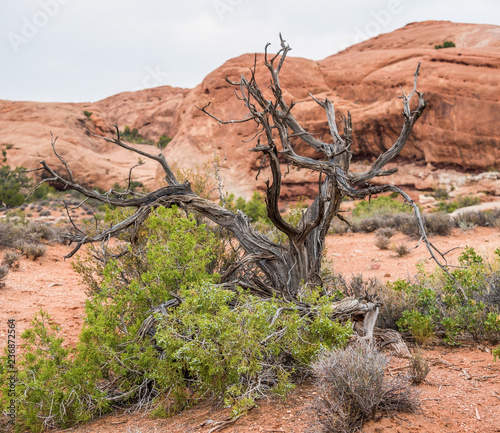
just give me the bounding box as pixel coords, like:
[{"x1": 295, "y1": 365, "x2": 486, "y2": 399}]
[
  {"x1": 352, "y1": 195, "x2": 412, "y2": 220},
  {"x1": 454, "y1": 209, "x2": 500, "y2": 229},
  {"x1": 394, "y1": 243, "x2": 411, "y2": 257},
  {"x1": 431, "y1": 187, "x2": 449, "y2": 200},
  {"x1": 397, "y1": 310, "x2": 434, "y2": 345},
  {"x1": 328, "y1": 218, "x2": 350, "y2": 235},
  {"x1": 0, "y1": 265, "x2": 8, "y2": 287},
  {"x1": 17, "y1": 242, "x2": 47, "y2": 260},
  {"x1": 400, "y1": 212, "x2": 453, "y2": 238},
  {"x1": 313, "y1": 343, "x2": 419, "y2": 432},
  {"x1": 436, "y1": 195, "x2": 481, "y2": 213},
  {"x1": 0, "y1": 206, "x2": 354, "y2": 432},
  {"x1": 425, "y1": 213, "x2": 454, "y2": 236},
  {"x1": 387, "y1": 249, "x2": 500, "y2": 344},
  {"x1": 24, "y1": 221, "x2": 61, "y2": 243},
  {"x1": 157, "y1": 134, "x2": 172, "y2": 149},
  {"x1": 120, "y1": 125, "x2": 155, "y2": 146},
  {"x1": 0, "y1": 165, "x2": 31, "y2": 208},
  {"x1": 409, "y1": 349, "x2": 430, "y2": 385},
  {"x1": 375, "y1": 227, "x2": 395, "y2": 238},
  {"x1": 0, "y1": 223, "x2": 16, "y2": 247},
  {"x1": 0, "y1": 311, "x2": 106, "y2": 432},
  {"x1": 3, "y1": 251, "x2": 21, "y2": 269},
  {"x1": 435, "y1": 40, "x2": 456, "y2": 49},
  {"x1": 376, "y1": 280, "x2": 418, "y2": 330},
  {"x1": 332, "y1": 273, "x2": 382, "y2": 299},
  {"x1": 0, "y1": 222, "x2": 62, "y2": 251},
  {"x1": 39, "y1": 210, "x2": 51, "y2": 217},
  {"x1": 375, "y1": 236, "x2": 391, "y2": 250}
]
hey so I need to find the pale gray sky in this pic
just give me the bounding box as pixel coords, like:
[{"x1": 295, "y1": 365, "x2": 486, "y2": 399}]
[{"x1": 1, "y1": 0, "x2": 499, "y2": 102}]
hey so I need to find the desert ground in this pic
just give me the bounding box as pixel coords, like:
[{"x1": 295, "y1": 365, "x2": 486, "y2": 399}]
[{"x1": 1, "y1": 220, "x2": 499, "y2": 433}]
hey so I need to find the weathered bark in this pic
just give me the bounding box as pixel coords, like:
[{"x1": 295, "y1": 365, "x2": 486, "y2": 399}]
[{"x1": 38, "y1": 36, "x2": 446, "y2": 337}]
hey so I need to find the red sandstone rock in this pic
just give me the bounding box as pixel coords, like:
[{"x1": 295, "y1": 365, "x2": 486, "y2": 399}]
[{"x1": 1, "y1": 21, "x2": 499, "y2": 196}]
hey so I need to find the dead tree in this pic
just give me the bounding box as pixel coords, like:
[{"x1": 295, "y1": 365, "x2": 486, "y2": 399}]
[{"x1": 38, "y1": 36, "x2": 437, "y2": 348}]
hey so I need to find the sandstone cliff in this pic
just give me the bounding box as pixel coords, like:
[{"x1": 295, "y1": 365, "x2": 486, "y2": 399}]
[{"x1": 1, "y1": 21, "x2": 498, "y2": 196}]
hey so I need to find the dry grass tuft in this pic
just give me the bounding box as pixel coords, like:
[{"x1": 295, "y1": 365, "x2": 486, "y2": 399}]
[
  {"x1": 394, "y1": 243, "x2": 411, "y2": 257},
  {"x1": 409, "y1": 349, "x2": 430, "y2": 385},
  {"x1": 312, "y1": 343, "x2": 419, "y2": 432}
]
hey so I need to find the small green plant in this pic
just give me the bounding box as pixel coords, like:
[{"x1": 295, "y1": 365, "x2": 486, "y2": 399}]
[
  {"x1": 383, "y1": 248, "x2": 500, "y2": 345},
  {"x1": 120, "y1": 126, "x2": 155, "y2": 146},
  {"x1": 0, "y1": 165, "x2": 31, "y2": 208},
  {"x1": 157, "y1": 134, "x2": 172, "y2": 149},
  {"x1": 397, "y1": 310, "x2": 434, "y2": 345},
  {"x1": 226, "y1": 191, "x2": 271, "y2": 224},
  {"x1": 435, "y1": 40, "x2": 456, "y2": 49},
  {"x1": 436, "y1": 195, "x2": 481, "y2": 213},
  {"x1": 83, "y1": 110, "x2": 93, "y2": 119},
  {"x1": 0, "y1": 311, "x2": 106, "y2": 432},
  {"x1": 494, "y1": 346, "x2": 500, "y2": 361}
]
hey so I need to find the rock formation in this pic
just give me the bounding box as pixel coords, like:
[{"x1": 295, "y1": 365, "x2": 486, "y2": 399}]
[{"x1": 1, "y1": 21, "x2": 499, "y2": 197}]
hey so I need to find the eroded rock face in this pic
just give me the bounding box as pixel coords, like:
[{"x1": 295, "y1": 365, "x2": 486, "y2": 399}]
[{"x1": 1, "y1": 21, "x2": 499, "y2": 196}]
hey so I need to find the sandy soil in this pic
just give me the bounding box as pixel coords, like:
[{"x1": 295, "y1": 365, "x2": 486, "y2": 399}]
[{"x1": 0, "y1": 226, "x2": 499, "y2": 432}]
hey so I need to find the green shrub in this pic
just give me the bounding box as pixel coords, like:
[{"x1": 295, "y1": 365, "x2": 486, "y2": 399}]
[
  {"x1": 0, "y1": 166, "x2": 31, "y2": 208},
  {"x1": 157, "y1": 135, "x2": 172, "y2": 149},
  {"x1": 0, "y1": 311, "x2": 106, "y2": 432},
  {"x1": 381, "y1": 248, "x2": 500, "y2": 345},
  {"x1": 397, "y1": 310, "x2": 434, "y2": 345},
  {"x1": 4, "y1": 205, "x2": 353, "y2": 431},
  {"x1": 494, "y1": 346, "x2": 500, "y2": 361},
  {"x1": 154, "y1": 285, "x2": 350, "y2": 416},
  {"x1": 436, "y1": 195, "x2": 481, "y2": 213},
  {"x1": 120, "y1": 126, "x2": 155, "y2": 146},
  {"x1": 353, "y1": 195, "x2": 412, "y2": 219},
  {"x1": 226, "y1": 191, "x2": 271, "y2": 224},
  {"x1": 435, "y1": 40, "x2": 456, "y2": 49},
  {"x1": 83, "y1": 110, "x2": 93, "y2": 119}
]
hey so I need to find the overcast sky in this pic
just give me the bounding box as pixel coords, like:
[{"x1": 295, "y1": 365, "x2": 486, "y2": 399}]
[{"x1": 1, "y1": 0, "x2": 499, "y2": 103}]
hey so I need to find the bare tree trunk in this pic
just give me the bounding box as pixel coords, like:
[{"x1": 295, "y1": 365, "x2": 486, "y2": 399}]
[{"x1": 37, "y1": 36, "x2": 450, "y2": 336}]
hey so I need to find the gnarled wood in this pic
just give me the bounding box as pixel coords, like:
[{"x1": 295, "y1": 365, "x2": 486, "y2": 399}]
[{"x1": 40, "y1": 37, "x2": 438, "y2": 343}]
